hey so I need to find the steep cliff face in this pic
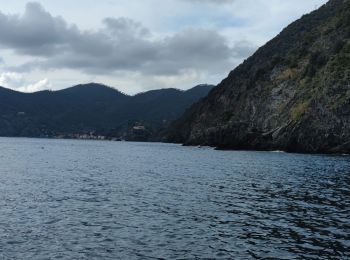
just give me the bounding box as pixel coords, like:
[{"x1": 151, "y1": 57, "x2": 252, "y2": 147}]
[{"x1": 168, "y1": 0, "x2": 350, "y2": 153}]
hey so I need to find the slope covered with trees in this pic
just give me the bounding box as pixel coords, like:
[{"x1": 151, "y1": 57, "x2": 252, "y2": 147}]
[{"x1": 0, "y1": 83, "x2": 213, "y2": 139}]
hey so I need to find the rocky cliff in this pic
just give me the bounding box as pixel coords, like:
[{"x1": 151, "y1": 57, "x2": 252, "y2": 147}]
[{"x1": 168, "y1": 0, "x2": 350, "y2": 153}]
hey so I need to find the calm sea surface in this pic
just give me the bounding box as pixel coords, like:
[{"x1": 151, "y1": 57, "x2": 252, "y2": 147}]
[{"x1": 0, "y1": 138, "x2": 349, "y2": 259}]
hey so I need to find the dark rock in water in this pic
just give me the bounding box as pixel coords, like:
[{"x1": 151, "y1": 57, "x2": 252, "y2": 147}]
[{"x1": 167, "y1": 0, "x2": 350, "y2": 154}]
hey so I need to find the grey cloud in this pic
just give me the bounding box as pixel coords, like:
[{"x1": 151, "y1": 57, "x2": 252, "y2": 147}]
[
  {"x1": 231, "y1": 40, "x2": 256, "y2": 58},
  {"x1": 0, "y1": 2, "x2": 75, "y2": 55},
  {"x1": 103, "y1": 17, "x2": 151, "y2": 38},
  {"x1": 150, "y1": 29, "x2": 233, "y2": 75},
  {"x1": 0, "y1": 2, "x2": 255, "y2": 76},
  {"x1": 181, "y1": 0, "x2": 234, "y2": 4}
]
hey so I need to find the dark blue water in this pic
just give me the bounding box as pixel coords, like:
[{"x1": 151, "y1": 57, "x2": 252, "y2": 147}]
[{"x1": 0, "y1": 138, "x2": 349, "y2": 259}]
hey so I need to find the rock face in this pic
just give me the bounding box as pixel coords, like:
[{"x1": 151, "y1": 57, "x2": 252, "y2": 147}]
[{"x1": 168, "y1": 0, "x2": 350, "y2": 153}]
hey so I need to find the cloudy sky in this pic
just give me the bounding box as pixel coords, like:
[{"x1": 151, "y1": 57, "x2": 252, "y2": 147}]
[{"x1": 0, "y1": 0, "x2": 328, "y2": 94}]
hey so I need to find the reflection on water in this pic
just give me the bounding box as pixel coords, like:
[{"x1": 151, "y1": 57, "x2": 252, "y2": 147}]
[{"x1": 0, "y1": 138, "x2": 349, "y2": 259}]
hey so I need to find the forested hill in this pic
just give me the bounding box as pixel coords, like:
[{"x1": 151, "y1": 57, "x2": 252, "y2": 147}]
[
  {"x1": 0, "y1": 83, "x2": 214, "y2": 139},
  {"x1": 167, "y1": 0, "x2": 350, "y2": 154}
]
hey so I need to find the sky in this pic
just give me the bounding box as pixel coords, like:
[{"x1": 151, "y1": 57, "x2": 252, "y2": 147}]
[{"x1": 0, "y1": 0, "x2": 328, "y2": 94}]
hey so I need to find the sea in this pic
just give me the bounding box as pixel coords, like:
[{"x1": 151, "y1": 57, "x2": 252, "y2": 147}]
[{"x1": 0, "y1": 138, "x2": 349, "y2": 259}]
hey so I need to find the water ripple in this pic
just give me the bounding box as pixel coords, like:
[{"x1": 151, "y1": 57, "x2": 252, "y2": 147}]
[{"x1": 0, "y1": 138, "x2": 349, "y2": 259}]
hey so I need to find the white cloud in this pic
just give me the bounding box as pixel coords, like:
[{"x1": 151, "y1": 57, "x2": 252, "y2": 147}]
[
  {"x1": 0, "y1": 72, "x2": 25, "y2": 89},
  {"x1": 0, "y1": 72, "x2": 51, "y2": 92},
  {"x1": 19, "y1": 78, "x2": 51, "y2": 92}
]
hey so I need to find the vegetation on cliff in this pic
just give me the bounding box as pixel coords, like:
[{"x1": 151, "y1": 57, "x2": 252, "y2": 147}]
[{"x1": 168, "y1": 0, "x2": 350, "y2": 153}]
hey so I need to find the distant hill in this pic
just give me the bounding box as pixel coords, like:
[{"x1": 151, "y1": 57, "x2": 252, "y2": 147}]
[
  {"x1": 0, "y1": 83, "x2": 214, "y2": 140},
  {"x1": 167, "y1": 0, "x2": 350, "y2": 153}
]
